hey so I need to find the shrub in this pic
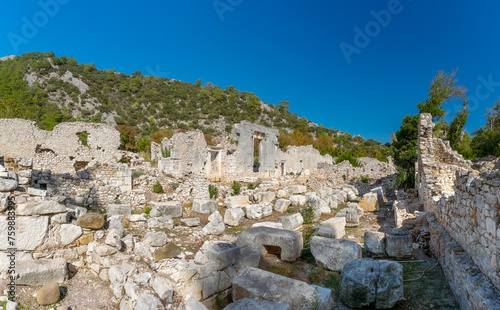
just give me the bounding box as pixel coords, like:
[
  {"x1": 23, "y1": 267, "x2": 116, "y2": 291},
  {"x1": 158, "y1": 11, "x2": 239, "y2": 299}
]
[
  {"x1": 231, "y1": 181, "x2": 241, "y2": 196},
  {"x1": 300, "y1": 198, "x2": 318, "y2": 224},
  {"x1": 360, "y1": 175, "x2": 373, "y2": 183},
  {"x1": 161, "y1": 146, "x2": 171, "y2": 158},
  {"x1": 143, "y1": 205, "x2": 152, "y2": 215},
  {"x1": 247, "y1": 182, "x2": 260, "y2": 190},
  {"x1": 131, "y1": 170, "x2": 145, "y2": 179},
  {"x1": 335, "y1": 153, "x2": 362, "y2": 167},
  {"x1": 170, "y1": 182, "x2": 179, "y2": 189},
  {"x1": 395, "y1": 167, "x2": 415, "y2": 189},
  {"x1": 209, "y1": 184, "x2": 218, "y2": 199},
  {"x1": 152, "y1": 181, "x2": 164, "y2": 193}
]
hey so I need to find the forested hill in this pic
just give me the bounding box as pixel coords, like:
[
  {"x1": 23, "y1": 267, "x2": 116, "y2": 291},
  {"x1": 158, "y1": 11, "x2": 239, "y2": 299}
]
[{"x1": 0, "y1": 52, "x2": 389, "y2": 160}]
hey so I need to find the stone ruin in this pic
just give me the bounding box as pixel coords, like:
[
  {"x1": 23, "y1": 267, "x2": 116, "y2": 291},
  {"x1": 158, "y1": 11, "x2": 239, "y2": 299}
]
[{"x1": 0, "y1": 119, "x2": 121, "y2": 174}]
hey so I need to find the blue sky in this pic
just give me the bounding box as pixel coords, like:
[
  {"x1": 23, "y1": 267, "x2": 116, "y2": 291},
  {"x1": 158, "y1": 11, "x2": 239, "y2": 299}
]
[{"x1": 2, "y1": 0, "x2": 500, "y2": 143}]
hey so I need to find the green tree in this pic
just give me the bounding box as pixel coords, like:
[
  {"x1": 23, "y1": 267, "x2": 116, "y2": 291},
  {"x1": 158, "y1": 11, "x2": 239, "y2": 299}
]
[{"x1": 448, "y1": 105, "x2": 469, "y2": 150}]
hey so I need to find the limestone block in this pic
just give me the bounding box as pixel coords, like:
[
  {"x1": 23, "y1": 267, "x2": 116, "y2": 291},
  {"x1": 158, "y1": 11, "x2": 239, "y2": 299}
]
[
  {"x1": 285, "y1": 185, "x2": 307, "y2": 195},
  {"x1": 17, "y1": 259, "x2": 68, "y2": 286},
  {"x1": 244, "y1": 204, "x2": 262, "y2": 219},
  {"x1": 27, "y1": 187, "x2": 46, "y2": 197},
  {"x1": 335, "y1": 208, "x2": 360, "y2": 227},
  {"x1": 278, "y1": 213, "x2": 303, "y2": 230},
  {"x1": 386, "y1": 228, "x2": 412, "y2": 259},
  {"x1": 289, "y1": 195, "x2": 307, "y2": 207},
  {"x1": 192, "y1": 199, "x2": 218, "y2": 214},
  {"x1": 60, "y1": 224, "x2": 83, "y2": 245},
  {"x1": 232, "y1": 267, "x2": 333, "y2": 310},
  {"x1": 77, "y1": 213, "x2": 106, "y2": 229},
  {"x1": 0, "y1": 216, "x2": 48, "y2": 250},
  {"x1": 252, "y1": 222, "x2": 283, "y2": 229},
  {"x1": 319, "y1": 217, "x2": 346, "y2": 239},
  {"x1": 310, "y1": 237, "x2": 361, "y2": 271},
  {"x1": 0, "y1": 179, "x2": 17, "y2": 192},
  {"x1": 202, "y1": 211, "x2": 225, "y2": 235},
  {"x1": 253, "y1": 191, "x2": 276, "y2": 203},
  {"x1": 150, "y1": 201, "x2": 182, "y2": 218},
  {"x1": 106, "y1": 204, "x2": 131, "y2": 216},
  {"x1": 224, "y1": 196, "x2": 250, "y2": 208},
  {"x1": 17, "y1": 200, "x2": 66, "y2": 215},
  {"x1": 359, "y1": 192, "x2": 379, "y2": 212},
  {"x1": 364, "y1": 231, "x2": 386, "y2": 257},
  {"x1": 144, "y1": 231, "x2": 168, "y2": 247},
  {"x1": 274, "y1": 199, "x2": 291, "y2": 213},
  {"x1": 224, "y1": 298, "x2": 290, "y2": 310},
  {"x1": 181, "y1": 218, "x2": 200, "y2": 227},
  {"x1": 236, "y1": 227, "x2": 303, "y2": 262},
  {"x1": 224, "y1": 208, "x2": 245, "y2": 226}
]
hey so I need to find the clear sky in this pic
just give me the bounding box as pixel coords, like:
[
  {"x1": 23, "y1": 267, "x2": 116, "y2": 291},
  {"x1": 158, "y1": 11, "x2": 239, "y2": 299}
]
[{"x1": 2, "y1": 0, "x2": 500, "y2": 143}]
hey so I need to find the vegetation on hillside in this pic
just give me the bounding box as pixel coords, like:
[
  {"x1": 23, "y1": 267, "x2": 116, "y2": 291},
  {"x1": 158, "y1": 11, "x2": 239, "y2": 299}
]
[{"x1": 0, "y1": 52, "x2": 388, "y2": 161}]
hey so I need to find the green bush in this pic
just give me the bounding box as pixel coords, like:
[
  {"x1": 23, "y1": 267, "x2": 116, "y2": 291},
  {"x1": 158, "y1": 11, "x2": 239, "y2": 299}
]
[
  {"x1": 170, "y1": 182, "x2": 179, "y2": 189},
  {"x1": 360, "y1": 175, "x2": 373, "y2": 183},
  {"x1": 231, "y1": 181, "x2": 241, "y2": 196},
  {"x1": 395, "y1": 167, "x2": 415, "y2": 189},
  {"x1": 300, "y1": 198, "x2": 317, "y2": 224},
  {"x1": 247, "y1": 182, "x2": 260, "y2": 190},
  {"x1": 131, "y1": 170, "x2": 145, "y2": 179},
  {"x1": 152, "y1": 181, "x2": 164, "y2": 193},
  {"x1": 161, "y1": 146, "x2": 171, "y2": 158},
  {"x1": 209, "y1": 184, "x2": 218, "y2": 199},
  {"x1": 335, "y1": 153, "x2": 362, "y2": 167},
  {"x1": 143, "y1": 205, "x2": 152, "y2": 215}
]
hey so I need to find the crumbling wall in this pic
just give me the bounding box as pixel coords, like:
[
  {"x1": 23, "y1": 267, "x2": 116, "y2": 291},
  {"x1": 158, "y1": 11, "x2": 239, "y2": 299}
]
[
  {"x1": 416, "y1": 114, "x2": 471, "y2": 211},
  {"x1": 0, "y1": 119, "x2": 121, "y2": 174},
  {"x1": 433, "y1": 171, "x2": 500, "y2": 292},
  {"x1": 319, "y1": 157, "x2": 396, "y2": 185},
  {"x1": 276, "y1": 145, "x2": 332, "y2": 174}
]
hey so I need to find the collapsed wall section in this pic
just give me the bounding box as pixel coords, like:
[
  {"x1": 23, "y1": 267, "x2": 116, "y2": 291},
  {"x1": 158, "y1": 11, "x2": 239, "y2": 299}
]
[
  {"x1": 0, "y1": 119, "x2": 121, "y2": 174},
  {"x1": 416, "y1": 113, "x2": 471, "y2": 211}
]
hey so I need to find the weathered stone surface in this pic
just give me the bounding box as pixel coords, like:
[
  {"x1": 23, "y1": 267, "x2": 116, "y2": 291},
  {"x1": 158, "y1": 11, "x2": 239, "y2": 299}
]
[
  {"x1": 244, "y1": 204, "x2": 262, "y2": 219},
  {"x1": 0, "y1": 179, "x2": 17, "y2": 191},
  {"x1": 274, "y1": 199, "x2": 291, "y2": 213},
  {"x1": 386, "y1": 227, "x2": 412, "y2": 259},
  {"x1": 340, "y1": 258, "x2": 379, "y2": 308},
  {"x1": 278, "y1": 213, "x2": 303, "y2": 230},
  {"x1": 260, "y1": 202, "x2": 273, "y2": 217},
  {"x1": 359, "y1": 192, "x2": 379, "y2": 212},
  {"x1": 135, "y1": 294, "x2": 165, "y2": 310},
  {"x1": 370, "y1": 186, "x2": 386, "y2": 205},
  {"x1": 340, "y1": 258, "x2": 403, "y2": 309},
  {"x1": 376, "y1": 260, "x2": 404, "y2": 309},
  {"x1": 153, "y1": 243, "x2": 182, "y2": 262},
  {"x1": 202, "y1": 211, "x2": 225, "y2": 235},
  {"x1": 286, "y1": 185, "x2": 307, "y2": 195},
  {"x1": 77, "y1": 213, "x2": 106, "y2": 229},
  {"x1": 335, "y1": 208, "x2": 360, "y2": 227},
  {"x1": 150, "y1": 201, "x2": 182, "y2": 218},
  {"x1": 232, "y1": 267, "x2": 333, "y2": 310},
  {"x1": 27, "y1": 187, "x2": 46, "y2": 196},
  {"x1": 106, "y1": 204, "x2": 131, "y2": 216},
  {"x1": 17, "y1": 259, "x2": 67, "y2": 285},
  {"x1": 192, "y1": 199, "x2": 218, "y2": 214},
  {"x1": 60, "y1": 224, "x2": 83, "y2": 245},
  {"x1": 289, "y1": 195, "x2": 307, "y2": 207},
  {"x1": 36, "y1": 282, "x2": 60, "y2": 305},
  {"x1": 224, "y1": 196, "x2": 250, "y2": 208},
  {"x1": 0, "y1": 216, "x2": 48, "y2": 250},
  {"x1": 364, "y1": 231, "x2": 386, "y2": 257},
  {"x1": 95, "y1": 244, "x2": 118, "y2": 256},
  {"x1": 252, "y1": 222, "x2": 283, "y2": 229},
  {"x1": 181, "y1": 218, "x2": 200, "y2": 227},
  {"x1": 78, "y1": 233, "x2": 94, "y2": 245},
  {"x1": 144, "y1": 231, "x2": 168, "y2": 247},
  {"x1": 151, "y1": 275, "x2": 175, "y2": 301},
  {"x1": 17, "y1": 200, "x2": 66, "y2": 215},
  {"x1": 224, "y1": 208, "x2": 245, "y2": 226},
  {"x1": 185, "y1": 297, "x2": 209, "y2": 310},
  {"x1": 253, "y1": 191, "x2": 276, "y2": 203},
  {"x1": 224, "y1": 298, "x2": 290, "y2": 310},
  {"x1": 105, "y1": 230, "x2": 123, "y2": 249},
  {"x1": 194, "y1": 241, "x2": 240, "y2": 272},
  {"x1": 133, "y1": 242, "x2": 152, "y2": 258},
  {"x1": 319, "y1": 217, "x2": 346, "y2": 239},
  {"x1": 234, "y1": 247, "x2": 261, "y2": 271},
  {"x1": 236, "y1": 227, "x2": 303, "y2": 262},
  {"x1": 310, "y1": 237, "x2": 361, "y2": 271}
]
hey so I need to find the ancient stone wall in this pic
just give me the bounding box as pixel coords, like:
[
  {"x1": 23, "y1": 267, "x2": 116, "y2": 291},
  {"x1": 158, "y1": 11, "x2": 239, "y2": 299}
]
[
  {"x1": 318, "y1": 157, "x2": 396, "y2": 185},
  {"x1": 416, "y1": 114, "x2": 471, "y2": 211},
  {"x1": 433, "y1": 171, "x2": 500, "y2": 291},
  {"x1": 0, "y1": 119, "x2": 121, "y2": 174},
  {"x1": 276, "y1": 145, "x2": 332, "y2": 174}
]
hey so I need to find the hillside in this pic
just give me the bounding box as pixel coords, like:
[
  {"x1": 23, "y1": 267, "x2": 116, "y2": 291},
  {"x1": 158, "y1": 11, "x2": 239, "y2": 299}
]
[{"x1": 0, "y1": 52, "x2": 390, "y2": 160}]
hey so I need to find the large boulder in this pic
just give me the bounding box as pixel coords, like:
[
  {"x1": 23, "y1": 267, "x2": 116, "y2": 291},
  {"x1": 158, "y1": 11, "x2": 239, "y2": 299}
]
[
  {"x1": 192, "y1": 199, "x2": 218, "y2": 214},
  {"x1": 144, "y1": 231, "x2": 168, "y2": 247},
  {"x1": 340, "y1": 258, "x2": 403, "y2": 309},
  {"x1": 244, "y1": 204, "x2": 262, "y2": 219},
  {"x1": 150, "y1": 201, "x2": 182, "y2": 218},
  {"x1": 224, "y1": 208, "x2": 245, "y2": 227},
  {"x1": 60, "y1": 224, "x2": 83, "y2": 245},
  {"x1": 0, "y1": 179, "x2": 17, "y2": 192},
  {"x1": 335, "y1": 208, "x2": 360, "y2": 227},
  {"x1": 236, "y1": 227, "x2": 302, "y2": 262},
  {"x1": 36, "y1": 282, "x2": 60, "y2": 305},
  {"x1": 289, "y1": 195, "x2": 307, "y2": 207},
  {"x1": 310, "y1": 237, "x2": 361, "y2": 271},
  {"x1": 232, "y1": 268, "x2": 332, "y2": 310},
  {"x1": 359, "y1": 192, "x2": 379, "y2": 212},
  {"x1": 224, "y1": 298, "x2": 290, "y2": 310}
]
